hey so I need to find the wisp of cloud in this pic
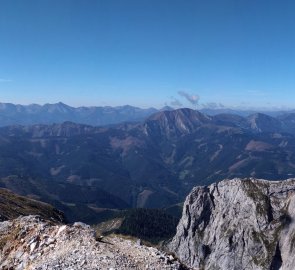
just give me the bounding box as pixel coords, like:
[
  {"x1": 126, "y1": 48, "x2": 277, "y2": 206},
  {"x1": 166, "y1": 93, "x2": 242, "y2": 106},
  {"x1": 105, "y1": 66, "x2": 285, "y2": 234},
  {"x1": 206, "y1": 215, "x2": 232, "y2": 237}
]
[{"x1": 178, "y1": 91, "x2": 199, "y2": 106}]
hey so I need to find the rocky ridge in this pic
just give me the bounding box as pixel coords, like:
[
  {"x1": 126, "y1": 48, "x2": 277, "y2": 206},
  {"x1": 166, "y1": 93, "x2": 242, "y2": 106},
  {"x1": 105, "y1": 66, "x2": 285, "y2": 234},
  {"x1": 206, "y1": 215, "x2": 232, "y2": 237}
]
[
  {"x1": 169, "y1": 178, "x2": 295, "y2": 270},
  {"x1": 0, "y1": 215, "x2": 186, "y2": 270}
]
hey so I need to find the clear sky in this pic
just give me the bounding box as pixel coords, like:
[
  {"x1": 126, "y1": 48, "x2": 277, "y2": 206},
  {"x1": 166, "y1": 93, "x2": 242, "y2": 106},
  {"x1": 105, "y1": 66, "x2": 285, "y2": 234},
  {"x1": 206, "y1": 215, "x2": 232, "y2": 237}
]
[{"x1": 0, "y1": 0, "x2": 295, "y2": 109}]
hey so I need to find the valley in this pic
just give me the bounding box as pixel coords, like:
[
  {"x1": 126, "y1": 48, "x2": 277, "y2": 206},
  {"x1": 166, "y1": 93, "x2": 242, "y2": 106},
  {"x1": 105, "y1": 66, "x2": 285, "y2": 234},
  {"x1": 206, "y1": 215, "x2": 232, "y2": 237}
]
[
  {"x1": 0, "y1": 108, "x2": 295, "y2": 223},
  {"x1": 1, "y1": 108, "x2": 295, "y2": 269}
]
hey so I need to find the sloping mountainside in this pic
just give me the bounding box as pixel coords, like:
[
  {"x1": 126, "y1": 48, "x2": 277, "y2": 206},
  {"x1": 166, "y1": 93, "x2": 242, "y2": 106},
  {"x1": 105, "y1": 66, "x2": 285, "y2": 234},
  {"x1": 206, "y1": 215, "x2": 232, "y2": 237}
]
[
  {"x1": 0, "y1": 176, "x2": 129, "y2": 223},
  {"x1": 277, "y1": 113, "x2": 295, "y2": 134},
  {"x1": 0, "y1": 102, "x2": 160, "y2": 126},
  {"x1": 169, "y1": 178, "x2": 295, "y2": 270},
  {"x1": 95, "y1": 208, "x2": 180, "y2": 244},
  {"x1": 0, "y1": 188, "x2": 65, "y2": 222},
  {"x1": 0, "y1": 215, "x2": 184, "y2": 270},
  {"x1": 1, "y1": 108, "x2": 295, "y2": 222}
]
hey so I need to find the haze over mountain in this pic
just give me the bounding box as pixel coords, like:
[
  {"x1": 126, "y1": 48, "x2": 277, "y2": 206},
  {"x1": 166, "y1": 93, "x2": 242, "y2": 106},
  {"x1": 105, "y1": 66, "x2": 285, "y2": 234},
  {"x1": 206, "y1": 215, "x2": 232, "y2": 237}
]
[
  {"x1": 0, "y1": 102, "x2": 161, "y2": 126},
  {"x1": 1, "y1": 108, "x2": 295, "y2": 222},
  {"x1": 200, "y1": 107, "x2": 295, "y2": 117},
  {"x1": 1, "y1": 102, "x2": 295, "y2": 128}
]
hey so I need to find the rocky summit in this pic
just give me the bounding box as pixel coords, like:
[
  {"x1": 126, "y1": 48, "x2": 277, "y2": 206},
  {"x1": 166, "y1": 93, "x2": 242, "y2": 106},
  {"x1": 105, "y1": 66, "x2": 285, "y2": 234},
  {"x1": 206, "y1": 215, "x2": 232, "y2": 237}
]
[
  {"x1": 0, "y1": 215, "x2": 184, "y2": 270},
  {"x1": 169, "y1": 178, "x2": 295, "y2": 270}
]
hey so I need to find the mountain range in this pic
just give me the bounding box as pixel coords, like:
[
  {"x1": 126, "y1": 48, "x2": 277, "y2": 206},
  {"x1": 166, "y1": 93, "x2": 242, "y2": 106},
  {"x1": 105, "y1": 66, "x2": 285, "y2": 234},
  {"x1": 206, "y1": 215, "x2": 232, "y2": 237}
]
[
  {"x1": 1, "y1": 108, "x2": 295, "y2": 222},
  {"x1": 0, "y1": 102, "x2": 161, "y2": 126},
  {"x1": 0, "y1": 101, "x2": 295, "y2": 127}
]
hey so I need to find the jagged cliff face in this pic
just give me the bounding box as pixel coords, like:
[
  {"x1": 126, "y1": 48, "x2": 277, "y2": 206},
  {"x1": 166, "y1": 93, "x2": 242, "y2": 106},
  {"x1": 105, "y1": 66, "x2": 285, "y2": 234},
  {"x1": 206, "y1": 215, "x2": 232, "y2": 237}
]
[{"x1": 169, "y1": 178, "x2": 295, "y2": 270}]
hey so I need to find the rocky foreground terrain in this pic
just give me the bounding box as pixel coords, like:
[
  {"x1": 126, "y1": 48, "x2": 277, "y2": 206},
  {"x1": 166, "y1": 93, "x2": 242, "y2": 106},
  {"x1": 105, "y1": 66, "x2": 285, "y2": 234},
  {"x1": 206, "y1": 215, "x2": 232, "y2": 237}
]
[
  {"x1": 3, "y1": 177, "x2": 295, "y2": 269},
  {"x1": 0, "y1": 215, "x2": 185, "y2": 270},
  {"x1": 169, "y1": 178, "x2": 295, "y2": 270}
]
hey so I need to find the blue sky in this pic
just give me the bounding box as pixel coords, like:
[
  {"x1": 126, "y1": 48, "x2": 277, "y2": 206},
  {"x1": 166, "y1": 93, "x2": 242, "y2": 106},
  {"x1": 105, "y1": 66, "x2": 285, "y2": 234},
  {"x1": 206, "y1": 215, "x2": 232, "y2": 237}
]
[{"x1": 0, "y1": 0, "x2": 295, "y2": 109}]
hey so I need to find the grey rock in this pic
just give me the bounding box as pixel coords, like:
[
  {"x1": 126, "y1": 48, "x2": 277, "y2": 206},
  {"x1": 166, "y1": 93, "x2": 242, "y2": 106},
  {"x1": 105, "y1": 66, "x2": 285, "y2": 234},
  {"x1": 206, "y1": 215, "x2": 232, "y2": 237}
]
[
  {"x1": 30, "y1": 241, "x2": 37, "y2": 253},
  {"x1": 168, "y1": 177, "x2": 295, "y2": 270},
  {"x1": 136, "y1": 239, "x2": 142, "y2": 246}
]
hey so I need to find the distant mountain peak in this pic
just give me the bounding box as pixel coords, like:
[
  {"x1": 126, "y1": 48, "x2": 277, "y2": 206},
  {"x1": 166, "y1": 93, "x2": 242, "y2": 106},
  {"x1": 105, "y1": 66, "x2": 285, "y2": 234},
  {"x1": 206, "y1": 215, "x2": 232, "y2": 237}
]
[
  {"x1": 247, "y1": 112, "x2": 282, "y2": 133},
  {"x1": 148, "y1": 108, "x2": 210, "y2": 122},
  {"x1": 144, "y1": 108, "x2": 211, "y2": 138}
]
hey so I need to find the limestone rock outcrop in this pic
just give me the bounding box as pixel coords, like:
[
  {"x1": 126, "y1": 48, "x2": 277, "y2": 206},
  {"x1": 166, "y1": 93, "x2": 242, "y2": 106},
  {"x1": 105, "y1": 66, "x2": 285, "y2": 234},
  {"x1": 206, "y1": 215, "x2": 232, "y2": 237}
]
[{"x1": 168, "y1": 178, "x2": 295, "y2": 270}]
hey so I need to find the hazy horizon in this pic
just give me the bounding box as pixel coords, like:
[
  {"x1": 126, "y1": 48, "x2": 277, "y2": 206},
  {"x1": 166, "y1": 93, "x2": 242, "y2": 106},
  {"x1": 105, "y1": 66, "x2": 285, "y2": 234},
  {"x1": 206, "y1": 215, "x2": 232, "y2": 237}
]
[{"x1": 0, "y1": 100, "x2": 294, "y2": 112}]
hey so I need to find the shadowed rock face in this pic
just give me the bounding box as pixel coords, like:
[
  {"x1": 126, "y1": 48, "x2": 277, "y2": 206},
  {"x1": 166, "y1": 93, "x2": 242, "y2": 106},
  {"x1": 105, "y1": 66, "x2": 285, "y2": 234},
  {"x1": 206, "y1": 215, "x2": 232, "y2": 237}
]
[{"x1": 169, "y1": 178, "x2": 295, "y2": 270}]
